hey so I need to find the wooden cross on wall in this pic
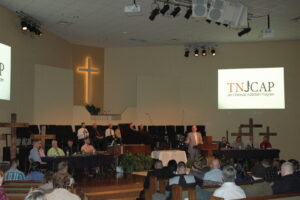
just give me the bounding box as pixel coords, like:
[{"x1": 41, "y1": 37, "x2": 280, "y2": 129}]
[
  {"x1": 239, "y1": 118, "x2": 263, "y2": 138},
  {"x1": 0, "y1": 113, "x2": 28, "y2": 159},
  {"x1": 259, "y1": 126, "x2": 277, "y2": 138},
  {"x1": 231, "y1": 126, "x2": 251, "y2": 137}
]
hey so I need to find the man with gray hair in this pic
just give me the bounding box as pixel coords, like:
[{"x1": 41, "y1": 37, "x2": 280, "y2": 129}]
[
  {"x1": 213, "y1": 165, "x2": 246, "y2": 200},
  {"x1": 272, "y1": 161, "x2": 300, "y2": 194}
]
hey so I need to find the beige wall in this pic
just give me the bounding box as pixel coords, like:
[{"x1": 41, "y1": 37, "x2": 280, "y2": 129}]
[
  {"x1": 72, "y1": 44, "x2": 104, "y2": 108},
  {"x1": 104, "y1": 40, "x2": 300, "y2": 161}
]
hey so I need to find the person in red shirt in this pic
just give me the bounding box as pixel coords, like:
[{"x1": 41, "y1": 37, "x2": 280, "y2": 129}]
[{"x1": 260, "y1": 136, "x2": 272, "y2": 149}]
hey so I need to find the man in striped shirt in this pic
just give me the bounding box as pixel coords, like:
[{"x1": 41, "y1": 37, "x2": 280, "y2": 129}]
[{"x1": 4, "y1": 158, "x2": 25, "y2": 181}]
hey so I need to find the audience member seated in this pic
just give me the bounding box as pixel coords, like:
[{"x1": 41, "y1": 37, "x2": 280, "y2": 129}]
[
  {"x1": 47, "y1": 140, "x2": 65, "y2": 157},
  {"x1": 39, "y1": 171, "x2": 54, "y2": 193},
  {"x1": 272, "y1": 161, "x2": 300, "y2": 195},
  {"x1": 288, "y1": 159, "x2": 300, "y2": 177},
  {"x1": 81, "y1": 137, "x2": 96, "y2": 154},
  {"x1": 153, "y1": 162, "x2": 200, "y2": 200},
  {"x1": 26, "y1": 162, "x2": 44, "y2": 181},
  {"x1": 245, "y1": 136, "x2": 259, "y2": 149},
  {"x1": 262, "y1": 159, "x2": 278, "y2": 182},
  {"x1": 24, "y1": 189, "x2": 46, "y2": 200},
  {"x1": 232, "y1": 136, "x2": 244, "y2": 150},
  {"x1": 0, "y1": 171, "x2": 8, "y2": 200},
  {"x1": 161, "y1": 160, "x2": 177, "y2": 179},
  {"x1": 144, "y1": 160, "x2": 164, "y2": 189},
  {"x1": 203, "y1": 159, "x2": 222, "y2": 186},
  {"x1": 29, "y1": 139, "x2": 45, "y2": 164},
  {"x1": 189, "y1": 158, "x2": 210, "y2": 180},
  {"x1": 4, "y1": 158, "x2": 25, "y2": 181},
  {"x1": 54, "y1": 162, "x2": 74, "y2": 186},
  {"x1": 45, "y1": 172, "x2": 80, "y2": 200},
  {"x1": 64, "y1": 139, "x2": 77, "y2": 156},
  {"x1": 219, "y1": 137, "x2": 230, "y2": 149},
  {"x1": 213, "y1": 165, "x2": 246, "y2": 200},
  {"x1": 260, "y1": 136, "x2": 272, "y2": 149},
  {"x1": 241, "y1": 163, "x2": 273, "y2": 197},
  {"x1": 234, "y1": 162, "x2": 251, "y2": 184}
]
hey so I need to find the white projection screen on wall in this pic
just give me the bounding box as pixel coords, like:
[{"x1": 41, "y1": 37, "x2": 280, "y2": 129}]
[
  {"x1": 0, "y1": 43, "x2": 11, "y2": 101},
  {"x1": 218, "y1": 67, "x2": 285, "y2": 109}
]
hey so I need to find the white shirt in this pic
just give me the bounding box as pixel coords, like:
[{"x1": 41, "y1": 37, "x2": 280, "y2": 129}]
[
  {"x1": 213, "y1": 182, "x2": 246, "y2": 200},
  {"x1": 45, "y1": 188, "x2": 81, "y2": 200},
  {"x1": 77, "y1": 127, "x2": 89, "y2": 140},
  {"x1": 105, "y1": 128, "x2": 115, "y2": 137}
]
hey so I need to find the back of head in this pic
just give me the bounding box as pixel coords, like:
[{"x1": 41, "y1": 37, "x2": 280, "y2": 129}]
[
  {"x1": 167, "y1": 160, "x2": 177, "y2": 172},
  {"x1": 288, "y1": 159, "x2": 299, "y2": 172},
  {"x1": 10, "y1": 158, "x2": 19, "y2": 167},
  {"x1": 154, "y1": 160, "x2": 163, "y2": 170},
  {"x1": 52, "y1": 172, "x2": 71, "y2": 189},
  {"x1": 262, "y1": 159, "x2": 272, "y2": 168},
  {"x1": 222, "y1": 165, "x2": 236, "y2": 182},
  {"x1": 57, "y1": 161, "x2": 68, "y2": 173},
  {"x1": 177, "y1": 162, "x2": 186, "y2": 174},
  {"x1": 211, "y1": 159, "x2": 220, "y2": 169},
  {"x1": 281, "y1": 161, "x2": 294, "y2": 176},
  {"x1": 25, "y1": 189, "x2": 45, "y2": 200}
]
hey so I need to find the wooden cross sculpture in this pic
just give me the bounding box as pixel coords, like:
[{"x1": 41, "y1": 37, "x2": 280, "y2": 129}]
[
  {"x1": 0, "y1": 113, "x2": 28, "y2": 159},
  {"x1": 239, "y1": 118, "x2": 263, "y2": 138},
  {"x1": 198, "y1": 136, "x2": 219, "y2": 165},
  {"x1": 259, "y1": 126, "x2": 277, "y2": 138},
  {"x1": 231, "y1": 126, "x2": 251, "y2": 138}
]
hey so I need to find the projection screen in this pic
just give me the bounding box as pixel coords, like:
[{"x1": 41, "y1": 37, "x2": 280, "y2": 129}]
[
  {"x1": 218, "y1": 67, "x2": 285, "y2": 109},
  {"x1": 0, "y1": 43, "x2": 11, "y2": 101}
]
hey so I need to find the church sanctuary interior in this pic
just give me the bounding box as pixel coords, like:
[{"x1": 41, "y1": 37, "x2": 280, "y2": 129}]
[{"x1": 1, "y1": 0, "x2": 300, "y2": 200}]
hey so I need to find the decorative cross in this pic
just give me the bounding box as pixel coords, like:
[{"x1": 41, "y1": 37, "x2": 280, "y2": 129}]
[
  {"x1": 77, "y1": 57, "x2": 100, "y2": 104},
  {"x1": 198, "y1": 136, "x2": 219, "y2": 157},
  {"x1": 239, "y1": 118, "x2": 263, "y2": 137},
  {"x1": 231, "y1": 126, "x2": 251, "y2": 137},
  {"x1": 259, "y1": 126, "x2": 277, "y2": 138},
  {"x1": 0, "y1": 113, "x2": 28, "y2": 159}
]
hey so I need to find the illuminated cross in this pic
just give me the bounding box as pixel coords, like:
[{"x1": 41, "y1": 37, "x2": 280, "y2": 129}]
[{"x1": 77, "y1": 57, "x2": 100, "y2": 104}]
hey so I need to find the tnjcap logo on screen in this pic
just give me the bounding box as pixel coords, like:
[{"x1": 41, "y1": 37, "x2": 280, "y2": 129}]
[
  {"x1": 218, "y1": 67, "x2": 285, "y2": 109},
  {"x1": 0, "y1": 43, "x2": 11, "y2": 101}
]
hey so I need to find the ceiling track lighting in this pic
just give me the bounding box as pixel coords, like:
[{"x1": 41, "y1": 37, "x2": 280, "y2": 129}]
[
  {"x1": 184, "y1": 45, "x2": 217, "y2": 58},
  {"x1": 149, "y1": 7, "x2": 160, "y2": 21},
  {"x1": 184, "y1": 7, "x2": 192, "y2": 20},
  {"x1": 160, "y1": 2, "x2": 170, "y2": 15},
  {"x1": 18, "y1": 11, "x2": 42, "y2": 36},
  {"x1": 170, "y1": 6, "x2": 181, "y2": 17},
  {"x1": 238, "y1": 21, "x2": 251, "y2": 37}
]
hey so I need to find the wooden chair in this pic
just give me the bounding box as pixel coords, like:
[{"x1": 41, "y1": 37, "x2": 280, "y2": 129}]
[
  {"x1": 145, "y1": 176, "x2": 157, "y2": 200},
  {"x1": 171, "y1": 185, "x2": 196, "y2": 200}
]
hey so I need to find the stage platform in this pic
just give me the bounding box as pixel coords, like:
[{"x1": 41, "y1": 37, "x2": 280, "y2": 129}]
[{"x1": 76, "y1": 173, "x2": 145, "y2": 200}]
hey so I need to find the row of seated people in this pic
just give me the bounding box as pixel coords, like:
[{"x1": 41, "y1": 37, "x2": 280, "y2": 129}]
[
  {"x1": 140, "y1": 158, "x2": 300, "y2": 200},
  {"x1": 219, "y1": 135, "x2": 273, "y2": 150},
  {"x1": 0, "y1": 159, "x2": 79, "y2": 200},
  {"x1": 28, "y1": 138, "x2": 97, "y2": 165}
]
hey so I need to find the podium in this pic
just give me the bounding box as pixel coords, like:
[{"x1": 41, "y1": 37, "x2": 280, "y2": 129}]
[
  {"x1": 198, "y1": 136, "x2": 219, "y2": 164},
  {"x1": 31, "y1": 134, "x2": 56, "y2": 140}
]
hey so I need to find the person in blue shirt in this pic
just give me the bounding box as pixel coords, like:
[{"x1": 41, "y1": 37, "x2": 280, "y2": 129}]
[
  {"x1": 4, "y1": 158, "x2": 25, "y2": 181},
  {"x1": 203, "y1": 159, "x2": 223, "y2": 186},
  {"x1": 29, "y1": 140, "x2": 43, "y2": 163},
  {"x1": 25, "y1": 162, "x2": 44, "y2": 181}
]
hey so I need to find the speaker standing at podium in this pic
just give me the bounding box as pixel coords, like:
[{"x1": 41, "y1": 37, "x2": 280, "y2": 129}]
[
  {"x1": 77, "y1": 122, "x2": 89, "y2": 147},
  {"x1": 185, "y1": 125, "x2": 203, "y2": 159}
]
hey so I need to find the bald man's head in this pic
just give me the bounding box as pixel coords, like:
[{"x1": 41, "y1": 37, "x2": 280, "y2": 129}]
[
  {"x1": 210, "y1": 159, "x2": 221, "y2": 169},
  {"x1": 281, "y1": 162, "x2": 294, "y2": 176}
]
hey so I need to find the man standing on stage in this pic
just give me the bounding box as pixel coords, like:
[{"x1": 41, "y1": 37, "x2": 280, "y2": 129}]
[
  {"x1": 77, "y1": 122, "x2": 89, "y2": 147},
  {"x1": 185, "y1": 125, "x2": 203, "y2": 159}
]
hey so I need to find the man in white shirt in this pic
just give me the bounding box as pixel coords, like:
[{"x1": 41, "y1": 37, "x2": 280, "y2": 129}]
[
  {"x1": 77, "y1": 122, "x2": 89, "y2": 147},
  {"x1": 185, "y1": 125, "x2": 203, "y2": 159},
  {"x1": 105, "y1": 124, "x2": 115, "y2": 137},
  {"x1": 213, "y1": 165, "x2": 246, "y2": 200}
]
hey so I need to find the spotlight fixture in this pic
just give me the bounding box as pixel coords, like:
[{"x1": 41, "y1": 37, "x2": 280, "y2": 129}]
[
  {"x1": 160, "y1": 4, "x2": 170, "y2": 15},
  {"x1": 184, "y1": 7, "x2": 192, "y2": 20},
  {"x1": 211, "y1": 49, "x2": 216, "y2": 56},
  {"x1": 223, "y1": 24, "x2": 228, "y2": 27},
  {"x1": 184, "y1": 50, "x2": 190, "y2": 57},
  {"x1": 194, "y1": 49, "x2": 199, "y2": 57},
  {"x1": 149, "y1": 7, "x2": 160, "y2": 21},
  {"x1": 215, "y1": 22, "x2": 221, "y2": 26},
  {"x1": 201, "y1": 49, "x2": 207, "y2": 56},
  {"x1": 170, "y1": 6, "x2": 181, "y2": 17},
  {"x1": 206, "y1": 19, "x2": 211, "y2": 24},
  {"x1": 238, "y1": 27, "x2": 251, "y2": 37},
  {"x1": 21, "y1": 21, "x2": 28, "y2": 31}
]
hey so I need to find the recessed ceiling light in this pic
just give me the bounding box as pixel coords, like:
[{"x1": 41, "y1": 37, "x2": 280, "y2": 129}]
[{"x1": 122, "y1": 32, "x2": 128, "y2": 34}]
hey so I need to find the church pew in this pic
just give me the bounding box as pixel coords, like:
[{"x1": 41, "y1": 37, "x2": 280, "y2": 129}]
[
  {"x1": 209, "y1": 193, "x2": 300, "y2": 200},
  {"x1": 172, "y1": 185, "x2": 196, "y2": 200},
  {"x1": 145, "y1": 176, "x2": 168, "y2": 200}
]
